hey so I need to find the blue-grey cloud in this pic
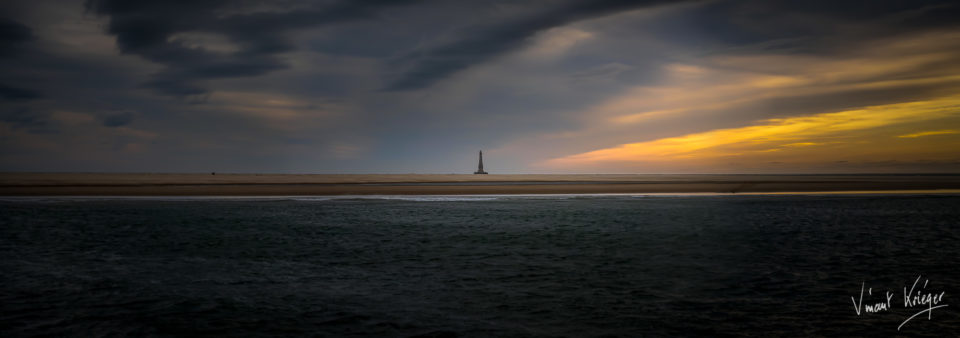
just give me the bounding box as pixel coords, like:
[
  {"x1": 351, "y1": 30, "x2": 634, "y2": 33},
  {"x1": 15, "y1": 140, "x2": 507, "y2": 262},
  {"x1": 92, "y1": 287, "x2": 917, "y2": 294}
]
[
  {"x1": 633, "y1": 0, "x2": 960, "y2": 53},
  {"x1": 385, "y1": 0, "x2": 687, "y2": 91},
  {"x1": 101, "y1": 111, "x2": 135, "y2": 127},
  {"x1": 0, "y1": 17, "x2": 34, "y2": 58},
  {"x1": 85, "y1": 0, "x2": 424, "y2": 96},
  {"x1": 0, "y1": 83, "x2": 41, "y2": 101},
  {"x1": 0, "y1": 107, "x2": 51, "y2": 133}
]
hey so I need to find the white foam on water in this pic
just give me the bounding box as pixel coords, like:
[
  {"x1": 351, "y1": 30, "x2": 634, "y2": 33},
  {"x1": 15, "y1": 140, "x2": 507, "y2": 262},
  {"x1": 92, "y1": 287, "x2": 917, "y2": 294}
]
[{"x1": 290, "y1": 195, "x2": 502, "y2": 202}]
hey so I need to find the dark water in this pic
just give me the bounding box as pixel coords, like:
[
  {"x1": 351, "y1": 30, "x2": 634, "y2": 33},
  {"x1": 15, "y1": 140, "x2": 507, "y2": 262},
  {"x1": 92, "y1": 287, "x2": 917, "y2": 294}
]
[{"x1": 2, "y1": 195, "x2": 959, "y2": 337}]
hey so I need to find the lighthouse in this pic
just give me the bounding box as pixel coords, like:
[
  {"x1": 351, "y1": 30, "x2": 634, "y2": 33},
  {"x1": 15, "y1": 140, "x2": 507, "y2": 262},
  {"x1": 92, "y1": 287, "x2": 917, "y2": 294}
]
[{"x1": 474, "y1": 150, "x2": 488, "y2": 174}]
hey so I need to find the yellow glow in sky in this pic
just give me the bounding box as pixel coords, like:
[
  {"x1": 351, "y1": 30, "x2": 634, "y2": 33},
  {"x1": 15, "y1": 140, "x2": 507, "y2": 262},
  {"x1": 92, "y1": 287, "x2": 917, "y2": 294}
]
[
  {"x1": 897, "y1": 130, "x2": 960, "y2": 138},
  {"x1": 547, "y1": 96, "x2": 960, "y2": 170}
]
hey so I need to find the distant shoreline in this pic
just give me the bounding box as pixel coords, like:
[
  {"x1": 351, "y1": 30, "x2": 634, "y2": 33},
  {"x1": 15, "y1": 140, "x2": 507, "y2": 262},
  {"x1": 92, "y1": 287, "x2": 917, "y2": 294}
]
[{"x1": 2, "y1": 173, "x2": 959, "y2": 196}]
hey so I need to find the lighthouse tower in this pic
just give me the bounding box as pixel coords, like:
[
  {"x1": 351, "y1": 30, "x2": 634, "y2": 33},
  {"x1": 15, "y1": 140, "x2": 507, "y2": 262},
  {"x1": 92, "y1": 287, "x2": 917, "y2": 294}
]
[{"x1": 474, "y1": 151, "x2": 488, "y2": 174}]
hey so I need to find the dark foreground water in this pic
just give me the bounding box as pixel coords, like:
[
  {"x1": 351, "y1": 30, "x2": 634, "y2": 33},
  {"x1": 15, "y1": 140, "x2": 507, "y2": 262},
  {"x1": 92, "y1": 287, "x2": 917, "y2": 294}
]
[{"x1": 2, "y1": 194, "x2": 959, "y2": 337}]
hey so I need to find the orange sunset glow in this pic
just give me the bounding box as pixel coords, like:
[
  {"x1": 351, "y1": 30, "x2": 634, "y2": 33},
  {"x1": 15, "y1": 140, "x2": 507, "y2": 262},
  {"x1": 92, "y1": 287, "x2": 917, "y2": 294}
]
[{"x1": 547, "y1": 95, "x2": 960, "y2": 172}]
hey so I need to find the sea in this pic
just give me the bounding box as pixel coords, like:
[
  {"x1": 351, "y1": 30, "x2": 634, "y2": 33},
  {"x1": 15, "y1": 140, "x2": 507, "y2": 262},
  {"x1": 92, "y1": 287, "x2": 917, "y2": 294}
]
[{"x1": 1, "y1": 194, "x2": 958, "y2": 337}]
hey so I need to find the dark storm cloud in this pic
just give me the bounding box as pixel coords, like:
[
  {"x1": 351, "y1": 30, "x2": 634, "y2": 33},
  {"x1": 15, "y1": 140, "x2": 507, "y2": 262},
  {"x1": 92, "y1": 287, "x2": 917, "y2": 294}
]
[
  {"x1": 634, "y1": 0, "x2": 960, "y2": 53},
  {"x1": 0, "y1": 107, "x2": 51, "y2": 132},
  {"x1": 101, "y1": 111, "x2": 135, "y2": 127},
  {"x1": 755, "y1": 0, "x2": 958, "y2": 23},
  {"x1": 85, "y1": 0, "x2": 424, "y2": 96},
  {"x1": 0, "y1": 17, "x2": 34, "y2": 57},
  {"x1": 385, "y1": 0, "x2": 686, "y2": 91},
  {"x1": 0, "y1": 83, "x2": 41, "y2": 101}
]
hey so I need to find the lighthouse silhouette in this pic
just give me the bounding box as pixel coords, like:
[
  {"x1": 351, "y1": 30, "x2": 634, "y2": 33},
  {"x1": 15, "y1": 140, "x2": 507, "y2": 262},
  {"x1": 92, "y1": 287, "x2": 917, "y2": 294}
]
[{"x1": 474, "y1": 150, "x2": 488, "y2": 174}]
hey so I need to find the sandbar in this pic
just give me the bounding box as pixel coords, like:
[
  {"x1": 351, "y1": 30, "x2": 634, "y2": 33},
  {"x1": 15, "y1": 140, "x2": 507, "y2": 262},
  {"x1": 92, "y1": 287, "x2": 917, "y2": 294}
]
[{"x1": 2, "y1": 173, "x2": 959, "y2": 196}]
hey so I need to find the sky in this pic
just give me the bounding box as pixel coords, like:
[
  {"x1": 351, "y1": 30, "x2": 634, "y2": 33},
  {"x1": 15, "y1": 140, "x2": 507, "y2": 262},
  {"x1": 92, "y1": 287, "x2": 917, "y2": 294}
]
[{"x1": 1, "y1": 0, "x2": 959, "y2": 174}]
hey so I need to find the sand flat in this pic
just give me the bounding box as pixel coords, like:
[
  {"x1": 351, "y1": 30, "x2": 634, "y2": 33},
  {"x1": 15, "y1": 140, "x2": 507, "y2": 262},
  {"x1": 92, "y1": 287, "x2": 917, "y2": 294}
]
[{"x1": 1, "y1": 173, "x2": 959, "y2": 195}]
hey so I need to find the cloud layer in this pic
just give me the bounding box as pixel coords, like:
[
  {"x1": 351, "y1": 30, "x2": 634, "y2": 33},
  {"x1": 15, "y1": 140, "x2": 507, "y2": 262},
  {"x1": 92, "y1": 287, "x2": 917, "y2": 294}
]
[{"x1": 1, "y1": 0, "x2": 959, "y2": 173}]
